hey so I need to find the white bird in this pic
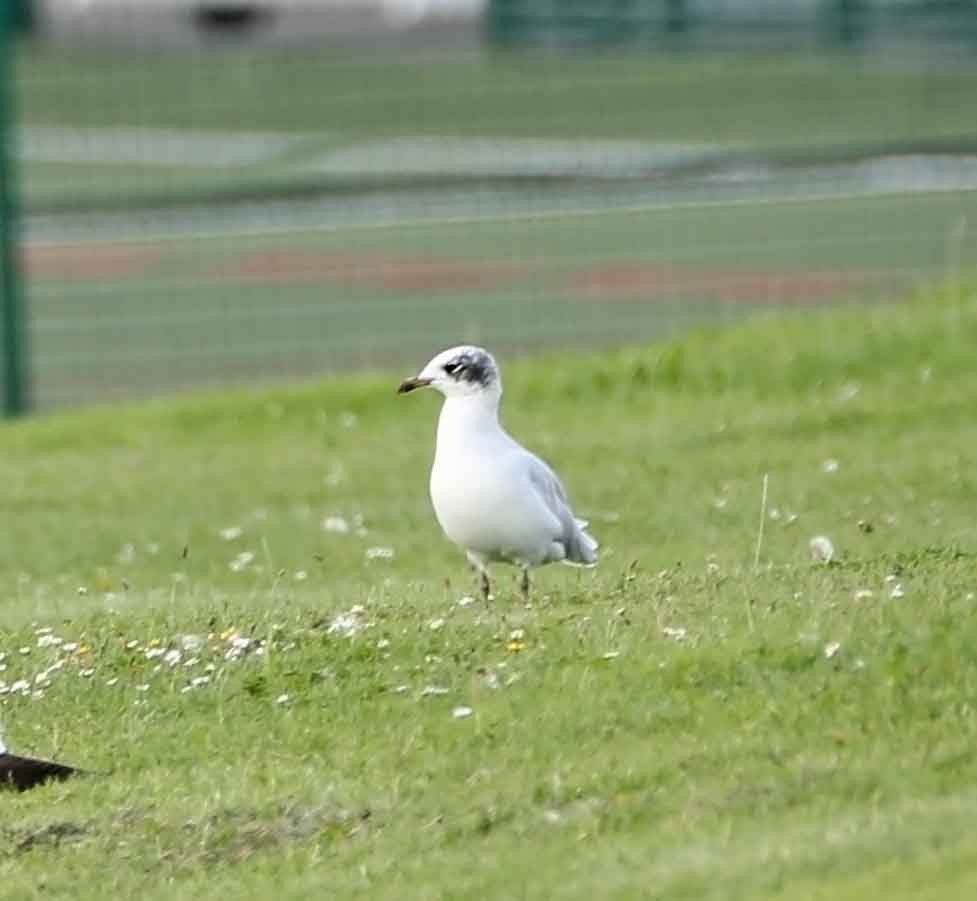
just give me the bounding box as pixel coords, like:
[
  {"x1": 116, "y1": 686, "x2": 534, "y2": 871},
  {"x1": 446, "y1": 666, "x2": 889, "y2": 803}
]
[{"x1": 398, "y1": 345, "x2": 598, "y2": 600}]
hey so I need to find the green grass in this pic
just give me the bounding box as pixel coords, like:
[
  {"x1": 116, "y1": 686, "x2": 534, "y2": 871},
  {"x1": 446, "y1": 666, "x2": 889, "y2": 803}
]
[
  {"x1": 4, "y1": 284, "x2": 977, "y2": 898},
  {"x1": 18, "y1": 49, "x2": 977, "y2": 144},
  {"x1": 28, "y1": 190, "x2": 977, "y2": 407},
  {"x1": 15, "y1": 49, "x2": 977, "y2": 207}
]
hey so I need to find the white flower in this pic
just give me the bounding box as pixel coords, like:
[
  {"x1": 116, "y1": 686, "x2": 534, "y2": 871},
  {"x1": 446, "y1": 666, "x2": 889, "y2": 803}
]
[
  {"x1": 275, "y1": 693, "x2": 290, "y2": 705},
  {"x1": 420, "y1": 686, "x2": 449, "y2": 697},
  {"x1": 229, "y1": 551, "x2": 256, "y2": 572},
  {"x1": 890, "y1": 582, "x2": 905, "y2": 599},
  {"x1": 145, "y1": 648, "x2": 165, "y2": 660},
  {"x1": 602, "y1": 651, "x2": 621, "y2": 660},
  {"x1": 321, "y1": 516, "x2": 350, "y2": 534},
  {"x1": 508, "y1": 628, "x2": 525, "y2": 641},
  {"x1": 293, "y1": 570, "x2": 308, "y2": 582},
  {"x1": 37, "y1": 634, "x2": 62, "y2": 648},
  {"x1": 191, "y1": 676, "x2": 210, "y2": 688},
  {"x1": 824, "y1": 641, "x2": 841, "y2": 659},
  {"x1": 854, "y1": 589, "x2": 874, "y2": 601},
  {"x1": 80, "y1": 668, "x2": 95, "y2": 677},
  {"x1": 327, "y1": 611, "x2": 364, "y2": 637},
  {"x1": 135, "y1": 683, "x2": 150, "y2": 692},
  {"x1": 452, "y1": 706, "x2": 473, "y2": 719},
  {"x1": 180, "y1": 634, "x2": 204, "y2": 652},
  {"x1": 376, "y1": 638, "x2": 391, "y2": 650},
  {"x1": 822, "y1": 459, "x2": 840, "y2": 474},
  {"x1": 809, "y1": 535, "x2": 835, "y2": 563},
  {"x1": 105, "y1": 677, "x2": 119, "y2": 687},
  {"x1": 365, "y1": 546, "x2": 395, "y2": 561},
  {"x1": 662, "y1": 627, "x2": 687, "y2": 641},
  {"x1": 429, "y1": 618, "x2": 445, "y2": 631},
  {"x1": 220, "y1": 526, "x2": 244, "y2": 541},
  {"x1": 10, "y1": 679, "x2": 30, "y2": 693},
  {"x1": 164, "y1": 649, "x2": 182, "y2": 667},
  {"x1": 456, "y1": 596, "x2": 475, "y2": 608}
]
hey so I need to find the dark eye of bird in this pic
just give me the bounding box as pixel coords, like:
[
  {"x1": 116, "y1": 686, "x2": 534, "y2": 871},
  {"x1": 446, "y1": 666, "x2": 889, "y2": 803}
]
[{"x1": 443, "y1": 361, "x2": 463, "y2": 376}]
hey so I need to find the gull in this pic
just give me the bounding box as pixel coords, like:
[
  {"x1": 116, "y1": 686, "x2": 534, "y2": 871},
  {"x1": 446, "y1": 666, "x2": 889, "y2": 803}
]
[
  {"x1": 398, "y1": 345, "x2": 598, "y2": 600},
  {"x1": 0, "y1": 731, "x2": 80, "y2": 792}
]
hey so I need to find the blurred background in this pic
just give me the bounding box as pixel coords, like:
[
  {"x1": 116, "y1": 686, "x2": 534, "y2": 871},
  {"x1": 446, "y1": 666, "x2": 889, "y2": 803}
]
[{"x1": 2, "y1": 0, "x2": 977, "y2": 412}]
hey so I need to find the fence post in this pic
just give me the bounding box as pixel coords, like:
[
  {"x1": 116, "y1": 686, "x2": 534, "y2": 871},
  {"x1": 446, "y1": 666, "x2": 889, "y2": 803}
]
[{"x1": 1, "y1": 1, "x2": 29, "y2": 417}]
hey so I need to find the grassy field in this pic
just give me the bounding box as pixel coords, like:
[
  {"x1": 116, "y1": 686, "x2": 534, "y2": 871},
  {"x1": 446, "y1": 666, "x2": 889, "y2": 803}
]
[
  {"x1": 13, "y1": 45, "x2": 977, "y2": 411},
  {"x1": 19, "y1": 50, "x2": 977, "y2": 142},
  {"x1": 27, "y1": 189, "x2": 977, "y2": 408},
  {"x1": 3, "y1": 284, "x2": 977, "y2": 898},
  {"x1": 15, "y1": 49, "x2": 977, "y2": 208}
]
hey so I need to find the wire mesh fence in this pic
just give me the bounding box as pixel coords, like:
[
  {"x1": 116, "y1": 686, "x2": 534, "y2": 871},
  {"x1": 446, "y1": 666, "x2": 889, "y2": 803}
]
[{"x1": 4, "y1": 1, "x2": 977, "y2": 411}]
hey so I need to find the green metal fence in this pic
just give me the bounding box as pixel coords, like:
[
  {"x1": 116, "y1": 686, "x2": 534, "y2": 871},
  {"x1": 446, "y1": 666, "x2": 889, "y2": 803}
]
[
  {"x1": 486, "y1": 0, "x2": 977, "y2": 49},
  {"x1": 4, "y1": 1, "x2": 977, "y2": 414},
  {"x1": 1, "y1": 1, "x2": 28, "y2": 417}
]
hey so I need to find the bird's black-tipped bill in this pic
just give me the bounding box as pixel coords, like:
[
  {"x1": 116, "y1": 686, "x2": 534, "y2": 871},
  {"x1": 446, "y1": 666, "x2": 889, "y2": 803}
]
[
  {"x1": 397, "y1": 377, "x2": 432, "y2": 394},
  {"x1": 0, "y1": 753, "x2": 80, "y2": 792}
]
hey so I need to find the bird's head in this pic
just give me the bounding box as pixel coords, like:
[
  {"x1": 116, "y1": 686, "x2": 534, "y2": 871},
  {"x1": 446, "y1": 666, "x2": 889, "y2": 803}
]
[{"x1": 398, "y1": 345, "x2": 501, "y2": 400}]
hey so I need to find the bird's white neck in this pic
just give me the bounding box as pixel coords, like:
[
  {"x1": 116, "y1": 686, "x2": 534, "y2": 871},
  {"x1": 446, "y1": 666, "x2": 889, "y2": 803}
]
[{"x1": 435, "y1": 391, "x2": 502, "y2": 451}]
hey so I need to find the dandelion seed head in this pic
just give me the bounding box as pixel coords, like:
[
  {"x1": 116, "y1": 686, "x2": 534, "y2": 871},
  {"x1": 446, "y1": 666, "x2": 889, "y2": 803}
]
[{"x1": 809, "y1": 535, "x2": 835, "y2": 563}]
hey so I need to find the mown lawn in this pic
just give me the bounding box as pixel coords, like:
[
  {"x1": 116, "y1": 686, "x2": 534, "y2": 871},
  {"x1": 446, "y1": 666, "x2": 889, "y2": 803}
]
[{"x1": 3, "y1": 284, "x2": 977, "y2": 899}]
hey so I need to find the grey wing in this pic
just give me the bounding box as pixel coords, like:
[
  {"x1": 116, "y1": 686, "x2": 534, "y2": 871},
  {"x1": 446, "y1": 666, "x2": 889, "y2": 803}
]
[{"x1": 526, "y1": 454, "x2": 599, "y2": 566}]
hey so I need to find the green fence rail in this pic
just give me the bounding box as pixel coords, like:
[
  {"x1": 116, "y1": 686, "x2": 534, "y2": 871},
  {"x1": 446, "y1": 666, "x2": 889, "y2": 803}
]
[{"x1": 486, "y1": 0, "x2": 977, "y2": 50}]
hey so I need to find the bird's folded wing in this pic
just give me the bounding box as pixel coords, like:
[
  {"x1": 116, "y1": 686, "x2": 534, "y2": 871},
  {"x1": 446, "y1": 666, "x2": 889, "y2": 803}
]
[{"x1": 526, "y1": 455, "x2": 599, "y2": 565}]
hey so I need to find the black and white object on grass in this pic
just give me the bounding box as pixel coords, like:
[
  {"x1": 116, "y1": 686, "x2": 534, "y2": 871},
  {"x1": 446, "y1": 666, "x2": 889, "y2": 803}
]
[
  {"x1": 398, "y1": 345, "x2": 598, "y2": 600},
  {"x1": 0, "y1": 734, "x2": 81, "y2": 792}
]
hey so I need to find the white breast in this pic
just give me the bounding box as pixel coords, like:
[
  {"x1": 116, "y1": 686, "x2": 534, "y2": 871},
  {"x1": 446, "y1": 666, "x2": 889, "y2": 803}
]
[{"x1": 429, "y1": 412, "x2": 562, "y2": 565}]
